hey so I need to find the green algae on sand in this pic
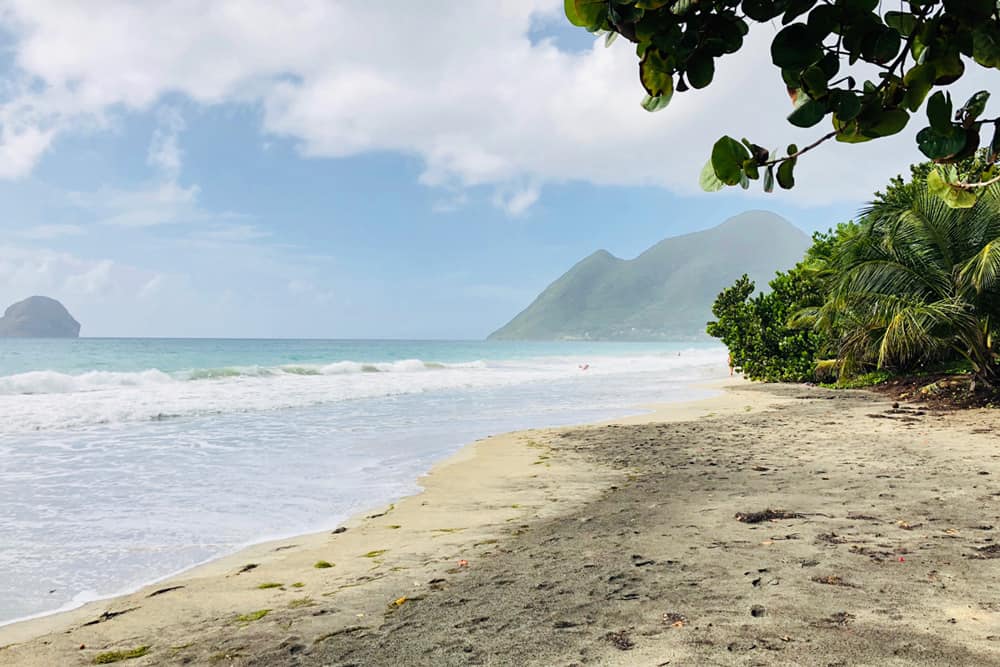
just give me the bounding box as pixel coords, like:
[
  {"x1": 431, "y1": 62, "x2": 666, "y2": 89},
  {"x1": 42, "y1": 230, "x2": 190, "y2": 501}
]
[
  {"x1": 235, "y1": 609, "x2": 270, "y2": 623},
  {"x1": 92, "y1": 646, "x2": 150, "y2": 664}
]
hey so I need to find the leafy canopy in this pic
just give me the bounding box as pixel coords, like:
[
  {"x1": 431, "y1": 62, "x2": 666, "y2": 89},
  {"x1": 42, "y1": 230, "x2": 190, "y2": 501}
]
[
  {"x1": 706, "y1": 226, "x2": 842, "y2": 382},
  {"x1": 707, "y1": 158, "x2": 1000, "y2": 386},
  {"x1": 564, "y1": 0, "x2": 1000, "y2": 206},
  {"x1": 814, "y1": 172, "x2": 1000, "y2": 383}
]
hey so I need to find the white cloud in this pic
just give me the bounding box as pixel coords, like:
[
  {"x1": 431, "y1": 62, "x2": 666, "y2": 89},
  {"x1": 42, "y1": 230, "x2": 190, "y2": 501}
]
[
  {"x1": 65, "y1": 105, "x2": 248, "y2": 228},
  {"x1": 69, "y1": 180, "x2": 203, "y2": 228},
  {"x1": 147, "y1": 106, "x2": 185, "y2": 178},
  {"x1": 194, "y1": 223, "x2": 271, "y2": 243},
  {"x1": 0, "y1": 245, "x2": 154, "y2": 303},
  {"x1": 0, "y1": 1, "x2": 995, "y2": 208},
  {"x1": 16, "y1": 223, "x2": 85, "y2": 239}
]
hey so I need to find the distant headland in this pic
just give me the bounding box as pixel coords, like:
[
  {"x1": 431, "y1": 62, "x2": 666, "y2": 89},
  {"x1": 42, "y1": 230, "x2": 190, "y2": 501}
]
[{"x1": 0, "y1": 296, "x2": 80, "y2": 338}]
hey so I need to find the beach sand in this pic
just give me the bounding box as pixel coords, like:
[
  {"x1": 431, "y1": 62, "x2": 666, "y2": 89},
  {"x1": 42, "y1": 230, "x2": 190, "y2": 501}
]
[{"x1": 4, "y1": 381, "x2": 1000, "y2": 665}]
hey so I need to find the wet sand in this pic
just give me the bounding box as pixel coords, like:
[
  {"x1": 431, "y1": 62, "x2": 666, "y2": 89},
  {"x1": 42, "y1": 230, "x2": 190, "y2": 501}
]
[{"x1": 4, "y1": 382, "x2": 1000, "y2": 666}]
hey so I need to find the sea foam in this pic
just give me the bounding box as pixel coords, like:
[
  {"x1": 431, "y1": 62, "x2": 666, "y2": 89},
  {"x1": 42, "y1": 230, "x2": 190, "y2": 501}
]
[{"x1": 0, "y1": 350, "x2": 722, "y2": 433}]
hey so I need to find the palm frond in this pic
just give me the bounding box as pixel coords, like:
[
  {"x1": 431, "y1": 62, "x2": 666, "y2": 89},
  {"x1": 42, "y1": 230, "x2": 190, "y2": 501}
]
[{"x1": 959, "y1": 237, "x2": 1000, "y2": 294}]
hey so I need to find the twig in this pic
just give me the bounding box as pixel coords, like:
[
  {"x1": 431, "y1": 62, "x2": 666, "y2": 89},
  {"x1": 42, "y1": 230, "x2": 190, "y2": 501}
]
[
  {"x1": 956, "y1": 172, "x2": 1000, "y2": 191},
  {"x1": 762, "y1": 130, "x2": 839, "y2": 167}
]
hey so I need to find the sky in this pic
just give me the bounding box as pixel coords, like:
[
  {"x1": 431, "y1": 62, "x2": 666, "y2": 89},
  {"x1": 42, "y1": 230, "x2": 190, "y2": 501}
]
[{"x1": 0, "y1": 1, "x2": 995, "y2": 339}]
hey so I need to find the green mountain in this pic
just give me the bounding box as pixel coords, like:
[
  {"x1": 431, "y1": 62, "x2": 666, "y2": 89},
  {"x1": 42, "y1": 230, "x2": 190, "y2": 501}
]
[{"x1": 488, "y1": 210, "x2": 810, "y2": 341}]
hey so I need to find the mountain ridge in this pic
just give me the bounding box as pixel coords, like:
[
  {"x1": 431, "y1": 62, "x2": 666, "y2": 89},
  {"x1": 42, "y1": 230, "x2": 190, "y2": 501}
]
[{"x1": 488, "y1": 210, "x2": 809, "y2": 341}]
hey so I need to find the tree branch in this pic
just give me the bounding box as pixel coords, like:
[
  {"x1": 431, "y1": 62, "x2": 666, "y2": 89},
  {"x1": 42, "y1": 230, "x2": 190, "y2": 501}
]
[
  {"x1": 956, "y1": 172, "x2": 1000, "y2": 190},
  {"x1": 762, "y1": 130, "x2": 839, "y2": 167}
]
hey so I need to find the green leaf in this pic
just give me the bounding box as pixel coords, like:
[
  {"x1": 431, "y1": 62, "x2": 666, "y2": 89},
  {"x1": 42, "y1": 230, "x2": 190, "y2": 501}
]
[
  {"x1": 711, "y1": 136, "x2": 751, "y2": 186},
  {"x1": 763, "y1": 166, "x2": 775, "y2": 193},
  {"x1": 926, "y1": 92, "x2": 953, "y2": 132},
  {"x1": 686, "y1": 53, "x2": 714, "y2": 89},
  {"x1": 640, "y1": 93, "x2": 671, "y2": 112},
  {"x1": 782, "y1": 0, "x2": 818, "y2": 25},
  {"x1": 973, "y1": 22, "x2": 1000, "y2": 68},
  {"x1": 604, "y1": 30, "x2": 617, "y2": 48},
  {"x1": 863, "y1": 109, "x2": 910, "y2": 138},
  {"x1": 830, "y1": 91, "x2": 862, "y2": 122},
  {"x1": 787, "y1": 98, "x2": 827, "y2": 128},
  {"x1": 777, "y1": 158, "x2": 796, "y2": 190},
  {"x1": 771, "y1": 24, "x2": 823, "y2": 69},
  {"x1": 743, "y1": 0, "x2": 783, "y2": 21},
  {"x1": 884, "y1": 11, "x2": 917, "y2": 37},
  {"x1": 927, "y1": 167, "x2": 977, "y2": 209},
  {"x1": 870, "y1": 29, "x2": 901, "y2": 64},
  {"x1": 699, "y1": 159, "x2": 725, "y2": 192},
  {"x1": 800, "y1": 65, "x2": 829, "y2": 98},
  {"x1": 833, "y1": 117, "x2": 874, "y2": 143},
  {"x1": 568, "y1": 0, "x2": 607, "y2": 30},
  {"x1": 670, "y1": 0, "x2": 695, "y2": 15},
  {"x1": 960, "y1": 91, "x2": 990, "y2": 123},
  {"x1": 927, "y1": 49, "x2": 965, "y2": 85},
  {"x1": 902, "y1": 64, "x2": 935, "y2": 112},
  {"x1": 564, "y1": 0, "x2": 585, "y2": 26},
  {"x1": 639, "y1": 49, "x2": 673, "y2": 98},
  {"x1": 917, "y1": 124, "x2": 969, "y2": 161},
  {"x1": 990, "y1": 124, "x2": 1000, "y2": 163},
  {"x1": 807, "y1": 5, "x2": 839, "y2": 36}
]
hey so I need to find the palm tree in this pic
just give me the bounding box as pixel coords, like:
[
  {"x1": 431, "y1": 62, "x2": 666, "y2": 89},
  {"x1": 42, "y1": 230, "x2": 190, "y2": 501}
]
[{"x1": 813, "y1": 181, "x2": 1000, "y2": 386}]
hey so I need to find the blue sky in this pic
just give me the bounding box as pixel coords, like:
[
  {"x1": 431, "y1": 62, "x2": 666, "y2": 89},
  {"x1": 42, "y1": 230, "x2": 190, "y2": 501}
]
[{"x1": 0, "y1": 2, "x2": 990, "y2": 338}]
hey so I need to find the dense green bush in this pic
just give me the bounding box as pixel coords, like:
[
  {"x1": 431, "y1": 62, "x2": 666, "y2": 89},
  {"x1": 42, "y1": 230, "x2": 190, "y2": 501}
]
[
  {"x1": 817, "y1": 178, "x2": 1000, "y2": 385},
  {"x1": 707, "y1": 247, "x2": 828, "y2": 381},
  {"x1": 709, "y1": 158, "x2": 1000, "y2": 386}
]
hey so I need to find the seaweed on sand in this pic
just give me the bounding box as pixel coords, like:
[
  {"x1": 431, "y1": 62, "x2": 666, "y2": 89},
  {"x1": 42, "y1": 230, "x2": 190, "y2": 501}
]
[
  {"x1": 735, "y1": 509, "x2": 802, "y2": 523},
  {"x1": 91, "y1": 646, "x2": 150, "y2": 664}
]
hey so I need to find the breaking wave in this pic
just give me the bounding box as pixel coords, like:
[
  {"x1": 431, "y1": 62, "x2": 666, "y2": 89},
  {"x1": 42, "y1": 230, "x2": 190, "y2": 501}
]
[{"x1": 0, "y1": 349, "x2": 725, "y2": 432}]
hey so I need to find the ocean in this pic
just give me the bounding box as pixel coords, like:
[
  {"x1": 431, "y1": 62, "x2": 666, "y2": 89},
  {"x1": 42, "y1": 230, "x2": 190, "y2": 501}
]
[{"x1": 0, "y1": 338, "x2": 727, "y2": 625}]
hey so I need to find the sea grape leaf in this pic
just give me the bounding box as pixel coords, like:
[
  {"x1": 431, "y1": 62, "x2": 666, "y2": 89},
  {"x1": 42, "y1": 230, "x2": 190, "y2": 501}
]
[
  {"x1": 565, "y1": 0, "x2": 606, "y2": 29},
  {"x1": 771, "y1": 24, "x2": 823, "y2": 69},
  {"x1": 788, "y1": 98, "x2": 827, "y2": 128},
  {"x1": 884, "y1": 11, "x2": 917, "y2": 37},
  {"x1": 864, "y1": 109, "x2": 910, "y2": 138},
  {"x1": 973, "y1": 23, "x2": 1000, "y2": 68},
  {"x1": 917, "y1": 125, "x2": 969, "y2": 161},
  {"x1": 960, "y1": 91, "x2": 991, "y2": 124},
  {"x1": 927, "y1": 167, "x2": 977, "y2": 209},
  {"x1": 763, "y1": 166, "x2": 775, "y2": 193},
  {"x1": 687, "y1": 53, "x2": 715, "y2": 89},
  {"x1": 711, "y1": 136, "x2": 751, "y2": 186},
  {"x1": 699, "y1": 160, "x2": 725, "y2": 192},
  {"x1": 926, "y1": 92, "x2": 952, "y2": 132},
  {"x1": 902, "y1": 64, "x2": 935, "y2": 112},
  {"x1": 640, "y1": 93, "x2": 671, "y2": 112},
  {"x1": 639, "y1": 48, "x2": 674, "y2": 98}
]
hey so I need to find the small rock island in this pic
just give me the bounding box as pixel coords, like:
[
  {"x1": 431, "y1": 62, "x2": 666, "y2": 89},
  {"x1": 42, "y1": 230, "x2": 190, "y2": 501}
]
[{"x1": 0, "y1": 296, "x2": 81, "y2": 338}]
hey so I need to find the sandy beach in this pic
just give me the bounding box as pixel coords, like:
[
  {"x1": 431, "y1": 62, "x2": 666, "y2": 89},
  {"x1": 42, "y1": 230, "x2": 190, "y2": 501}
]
[{"x1": 4, "y1": 380, "x2": 1000, "y2": 666}]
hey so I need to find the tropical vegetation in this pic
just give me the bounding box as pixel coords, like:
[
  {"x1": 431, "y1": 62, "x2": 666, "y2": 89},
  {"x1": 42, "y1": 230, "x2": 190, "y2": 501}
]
[
  {"x1": 563, "y1": 1, "x2": 1000, "y2": 207},
  {"x1": 708, "y1": 159, "x2": 1000, "y2": 388}
]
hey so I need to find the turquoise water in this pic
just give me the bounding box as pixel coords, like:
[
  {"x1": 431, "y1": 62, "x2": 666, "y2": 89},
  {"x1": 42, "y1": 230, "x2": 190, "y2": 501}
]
[
  {"x1": 0, "y1": 338, "x2": 726, "y2": 624},
  {"x1": 0, "y1": 338, "x2": 699, "y2": 375}
]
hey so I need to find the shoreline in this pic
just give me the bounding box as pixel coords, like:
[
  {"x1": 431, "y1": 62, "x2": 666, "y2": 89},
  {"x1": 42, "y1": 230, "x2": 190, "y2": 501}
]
[
  {"x1": 0, "y1": 378, "x2": 744, "y2": 664},
  {"x1": 6, "y1": 379, "x2": 1000, "y2": 665},
  {"x1": 0, "y1": 379, "x2": 725, "y2": 638}
]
